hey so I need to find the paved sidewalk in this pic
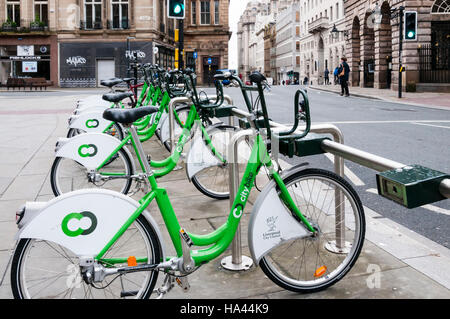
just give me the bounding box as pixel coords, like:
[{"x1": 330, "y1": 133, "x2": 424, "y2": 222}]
[
  {"x1": 309, "y1": 84, "x2": 450, "y2": 110},
  {"x1": 0, "y1": 93, "x2": 449, "y2": 299}
]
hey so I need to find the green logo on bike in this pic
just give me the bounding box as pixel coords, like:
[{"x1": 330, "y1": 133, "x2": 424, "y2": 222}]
[
  {"x1": 85, "y1": 119, "x2": 99, "y2": 128},
  {"x1": 78, "y1": 144, "x2": 98, "y2": 158},
  {"x1": 61, "y1": 211, "x2": 98, "y2": 237}
]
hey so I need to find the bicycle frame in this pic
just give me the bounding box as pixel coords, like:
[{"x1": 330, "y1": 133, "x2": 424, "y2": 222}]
[
  {"x1": 96, "y1": 132, "x2": 315, "y2": 267},
  {"x1": 97, "y1": 103, "x2": 225, "y2": 179}
]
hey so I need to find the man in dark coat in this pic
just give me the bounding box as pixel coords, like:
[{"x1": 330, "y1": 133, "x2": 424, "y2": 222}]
[{"x1": 338, "y1": 57, "x2": 350, "y2": 97}]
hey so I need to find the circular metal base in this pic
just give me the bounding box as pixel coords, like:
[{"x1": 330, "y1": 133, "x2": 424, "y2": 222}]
[
  {"x1": 325, "y1": 240, "x2": 352, "y2": 254},
  {"x1": 220, "y1": 256, "x2": 253, "y2": 271}
]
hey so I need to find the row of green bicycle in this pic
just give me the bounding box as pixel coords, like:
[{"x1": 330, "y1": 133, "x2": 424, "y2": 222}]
[{"x1": 8, "y1": 65, "x2": 366, "y2": 299}]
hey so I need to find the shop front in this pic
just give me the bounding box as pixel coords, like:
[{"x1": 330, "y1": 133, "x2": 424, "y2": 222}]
[
  {"x1": 59, "y1": 41, "x2": 153, "y2": 87},
  {"x1": 0, "y1": 36, "x2": 57, "y2": 86}
]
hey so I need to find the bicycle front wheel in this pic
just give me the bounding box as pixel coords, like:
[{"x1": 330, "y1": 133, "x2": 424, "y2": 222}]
[
  {"x1": 260, "y1": 168, "x2": 365, "y2": 293},
  {"x1": 11, "y1": 215, "x2": 162, "y2": 299}
]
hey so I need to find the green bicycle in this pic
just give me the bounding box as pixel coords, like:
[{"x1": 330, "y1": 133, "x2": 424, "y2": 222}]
[
  {"x1": 10, "y1": 71, "x2": 365, "y2": 298},
  {"x1": 50, "y1": 69, "x2": 238, "y2": 199}
]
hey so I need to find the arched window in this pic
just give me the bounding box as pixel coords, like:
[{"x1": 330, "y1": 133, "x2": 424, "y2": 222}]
[{"x1": 431, "y1": 0, "x2": 450, "y2": 13}]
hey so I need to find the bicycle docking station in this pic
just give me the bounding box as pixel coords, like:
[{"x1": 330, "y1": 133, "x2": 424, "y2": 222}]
[
  {"x1": 377, "y1": 165, "x2": 449, "y2": 209},
  {"x1": 166, "y1": 88, "x2": 450, "y2": 274}
]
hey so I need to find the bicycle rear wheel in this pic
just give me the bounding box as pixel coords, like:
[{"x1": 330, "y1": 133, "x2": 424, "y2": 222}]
[
  {"x1": 11, "y1": 215, "x2": 161, "y2": 299},
  {"x1": 259, "y1": 168, "x2": 365, "y2": 293},
  {"x1": 50, "y1": 148, "x2": 133, "y2": 196},
  {"x1": 191, "y1": 125, "x2": 245, "y2": 200}
]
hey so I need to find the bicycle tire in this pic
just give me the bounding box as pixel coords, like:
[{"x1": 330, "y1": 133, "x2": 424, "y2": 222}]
[
  {"x1": 259, "y1": 168, "x2": 365, "y2": 293},
  {"x1": 50, "y1": 148, "x2": 134, "y2": 197},
  {"x1": 191, "y1": 125, "x2": 241, "y2": 200},
  {"x1": 11, "y1": 215, "x2": 162, "y2": 299}
]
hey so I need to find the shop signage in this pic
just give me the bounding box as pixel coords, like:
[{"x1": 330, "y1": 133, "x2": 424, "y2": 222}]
[
  {"x1": 125, "y1": 50, "x2": 146, "y2": 59},
  {"x1": 22, "y1": 61, "x2": 38, "y2": 73},
  {"x1": 66, "y1": 56, "x2": 87, "y2": 67},
  {"x1": 9, "y1": 56, "x2": 41, "y2": 61},
  {"x1": 17, "y1": 45, "x2": 34, "y2": 56}
]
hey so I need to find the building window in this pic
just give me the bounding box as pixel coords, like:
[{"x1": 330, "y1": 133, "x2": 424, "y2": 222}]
[
  {"x1": 34, "y1": 0, "x2": 48, "y2": 24},
  {"x1": 6, "y1": 1, "x2": 20, "y2": 26},
  {"x1": 111, "y1": 0, "x2": 128, "y2": 29},
  {"x1": 200, "y1": 1, "x2": 210, "y2": 25},
  {"x1": 431, "y1": 0, "x2": 450, "y2": 13},
  {"x1": 191, "y1": 1, "x2": 197, "y2": 25},
  {"x1": 336, "y1": 3, "x2": 339, "y2": 19},
  {"x1": 84, "y1": 0, "x2": 102, "y2": 29},
  {"x1": 214, "y1": 0, "x2": 219, "y2": 25}
]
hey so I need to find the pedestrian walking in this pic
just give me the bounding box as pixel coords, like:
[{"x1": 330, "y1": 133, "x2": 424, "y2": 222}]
[
  {"x1": 333, "y1": 66, "x2": 340, "y2": 84},
  {"x1": 324, "y1": 68, "x2": 330, "y2": 85},
  {"x1": 338, "y1": 57, "x2": 350, "y2": 97},
  {"x1": 282, "y1": 80, "x2": 285, "y2": 86}
]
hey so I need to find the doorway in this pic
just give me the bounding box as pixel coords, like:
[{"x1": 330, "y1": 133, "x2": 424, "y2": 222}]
[{"x1": 97, "y1": 59, "x2": 115, "y2": 87}]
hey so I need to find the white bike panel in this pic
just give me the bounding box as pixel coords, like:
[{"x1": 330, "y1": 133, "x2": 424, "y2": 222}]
[
  {"x1": 185, "y1": 131, "x2": 221, "y2": 180},
  {"x1": 55, "y1": 133, "x2": 124, "y2": 170},
  {"x1": 74, "y1": 105, "x2": 110, "y2": 115},
  {"x1": 17, "y1": 189, "x2": 165, "y2": 259},
  {"x1": 248, "y1": 183, "x2": 310, "y2": 264},
  {"x1": 69, "y1": 111, "x2": 113, "y2": 134},
  {"x1": 160, "y1": 114, "x2": 183, "y2": 143}
]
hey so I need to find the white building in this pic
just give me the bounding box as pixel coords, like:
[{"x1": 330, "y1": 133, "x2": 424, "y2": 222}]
[
  {"x1": 299, "y1": 0, "x2": 346, "y2": 85},
  {"x1": 275, "y1": 3, "x2": 301, "y2": 84}
]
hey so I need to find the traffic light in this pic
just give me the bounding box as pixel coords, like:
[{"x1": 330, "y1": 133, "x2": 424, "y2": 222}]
[
  {"x1": 167, "y1": 0, "x2": 185, "y2": 19},
  {"x1": 404, "y1": 11, "x2": 417, "y2": 40}
]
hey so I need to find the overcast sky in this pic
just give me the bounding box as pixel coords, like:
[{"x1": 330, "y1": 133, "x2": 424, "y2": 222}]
[{"x1": 228, "y1": 0, "x2": 251, "y2": 70}]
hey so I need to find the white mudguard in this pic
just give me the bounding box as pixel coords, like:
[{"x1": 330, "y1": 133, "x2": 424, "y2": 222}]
[
  {"x1": 16, "y1": 189, "x2": 165, "y2": 259},
  {"x1": 74, "y1": 104, "x2": 110, "y2": 115},
  {"x1": 248, "y1": 166, "x2": 311, "y2": 264},
  {"x1": 55, "y1": 133, "x2": 134, "y2": 171},
  {"x1": 160, "y1": 113, "x2": 183, "y2": 143},
  {"x1": 185, "y1": 127, "x2": 221, "y2": 180},
  {"x1": 69, "y1": 111, "x2": 113, "y2": 134}
]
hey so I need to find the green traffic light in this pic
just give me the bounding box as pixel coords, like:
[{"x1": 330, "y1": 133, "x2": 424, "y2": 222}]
[
  {"x1": 174, "y1": 4, "x2": 182, "y2": 14},
  {"x1": 407, "y1": 31, "x2": 415, "y2": 39}
]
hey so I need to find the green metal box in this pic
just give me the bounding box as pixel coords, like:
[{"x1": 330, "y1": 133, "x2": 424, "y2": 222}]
[{"x1": 376, "y1": 164, "x2": 449, "y2": 209}]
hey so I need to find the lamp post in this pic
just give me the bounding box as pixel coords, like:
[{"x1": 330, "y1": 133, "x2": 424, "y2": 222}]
[
  {"x1": 372, "y1": 4, "x2": 405, "y2": 98},
  {"x1": 330, "y1": 24, "x2": 349, "y2": 41}
]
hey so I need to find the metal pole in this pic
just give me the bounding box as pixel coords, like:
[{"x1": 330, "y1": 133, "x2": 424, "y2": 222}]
[
  {"x1": 221, "y1": 129, "x2": 254, "y2": 271},
  {"x1": 398, "y1": 7, "x2": 404, "y2": 99}
]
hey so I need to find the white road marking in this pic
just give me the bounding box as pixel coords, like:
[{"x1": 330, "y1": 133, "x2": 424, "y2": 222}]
[
  {"x1": 410, "y1": 122, "x2": 450, "y2": 130},
  {"x1": 324, "y1": 153, "x2": 366, "y2": 186},
  {"x1": 366, "y1": 188, "x2": 450, "y2": 216}
]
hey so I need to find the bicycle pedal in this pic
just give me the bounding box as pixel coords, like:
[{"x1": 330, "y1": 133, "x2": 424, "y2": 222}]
[{"x1": 175, "y1": 276, "x2": 190, "y2": 292}]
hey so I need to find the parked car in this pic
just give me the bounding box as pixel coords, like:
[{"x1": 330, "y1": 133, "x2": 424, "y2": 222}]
[{"x1": 215, "y1": 69, "x2": 236, "y2": 86}]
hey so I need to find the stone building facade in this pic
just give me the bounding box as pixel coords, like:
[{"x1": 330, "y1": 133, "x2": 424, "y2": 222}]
[
  {"x1": 1, "y1": 0, "x2": 230, "y2": 86},
  {"x1": 275, "y1": 3, "x2": 301, "y2": 84},
  {"x1": 298, "y1": 0, "x2": 346, "y2": 85},
  {"x1": 344, "y1": 0, "x2": 450, "y2": 92},
  {"x1": 237, "y1": 0, "x2": 294, "y2": 82},
  {"x1": 183, "y1": 0, "x2": 231, "y2": 85}
]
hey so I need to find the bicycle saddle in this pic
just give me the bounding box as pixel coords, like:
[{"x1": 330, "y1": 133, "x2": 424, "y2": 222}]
[
  {"x1": 100, "y1": 78, "x2": 123, "y2": 88},
  {"x1": 102, "y1": 92, "x2": 134, "y2": 103},
  {"x1": 214, "y1": 72, "x2": 231, "y2": 81},
  {"x1": 249, "y1": 72, "x2": 267, "y2": 84},
  {"x1": 122, "y1": 78, "x2": 135, "y2": 84},
  {"x1": 103, "y1": 106, "x2": 159, "y2": 124}
]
